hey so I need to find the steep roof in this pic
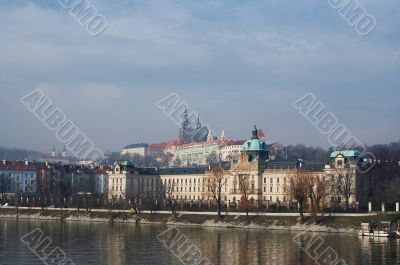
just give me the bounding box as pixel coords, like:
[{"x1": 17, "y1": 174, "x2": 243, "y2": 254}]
[{"x1": 257, "y1": 128, "x2": 266, "y2": 138}]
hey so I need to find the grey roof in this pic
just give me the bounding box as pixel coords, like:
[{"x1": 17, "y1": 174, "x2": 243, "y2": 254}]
[
  {"x1": 124, "y1": 143, "x2": 148, "y2": 149},
  {"x1": 158, "y1": 167, "x2": 208, "y2": 175},
  {"x1": 267, "y1": 161, "x2": 324, "y2": 172}
]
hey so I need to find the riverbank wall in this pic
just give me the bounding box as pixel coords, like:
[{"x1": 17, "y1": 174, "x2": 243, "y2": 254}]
[{"x1": 1, "y1": 207, "x2": 399, "y2": 234}]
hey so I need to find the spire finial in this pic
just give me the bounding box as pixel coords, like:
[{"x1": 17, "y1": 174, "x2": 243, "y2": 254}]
[{"x1": 251, "y1": 125, "x2": 258, "y2": 139}]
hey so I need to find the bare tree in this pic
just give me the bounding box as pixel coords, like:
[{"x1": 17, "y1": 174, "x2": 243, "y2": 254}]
[
  {"x1": 237, "y1": 174, "x2": 251, "y2": 224},
  {"x1": 164, "y1": 179, "x2": 178, "y2": 215},
  {"x1": 0, "y1": 173, "x2": 6, "y2": 205},
  {"x1": 287, "y1": 170, "x2": 309, "y2": 223},
  {"x1": 37, "y1": 170, "x2": 50, "y2": 211},
  {"x1": 304, "y1": 172, "x2": 328, "y2": 223},
  {"x1": 122, "y1": 189, "x2": 140, "y2": 214},
  {"x1": 204, "y1": 164, "x2": 227, "y2": 218},
  {"x1": 82, "y1": 176, "x2": 92, "y2": 212},
  {"x1": 334, "y1": 167, "x2": 355, "y2": 211}
]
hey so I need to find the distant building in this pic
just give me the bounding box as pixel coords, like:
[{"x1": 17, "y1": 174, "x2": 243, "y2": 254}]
[
  {"x1": 149, "y1": 143, "x2": 168, "y2": 158},
  {"x1": 174, "y1": 141, "x2": 221, "y2": 167},
  {"x1": 0, "y1": 161, "x2": 37, "y2": 195},
  {"x1": 324, "y1": 150, "x2": 361, "y2": 209},
  {"x1": 94, "y1": 167, "x2": 111, "y2": 195},
  {"x1": 121, "y1": 143, "x2": 149, "y2": 157},
  {"x1": 219, "y1": 140, "x2": 246, "y2": 160},
  {"x1": 29, "y1": 146, "x2": 73, "y2": 164}
]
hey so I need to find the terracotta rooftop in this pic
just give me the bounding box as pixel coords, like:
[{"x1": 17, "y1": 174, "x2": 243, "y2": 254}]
[{"x1": 0, "y1": 161, "x2": 36, "y2": 171}]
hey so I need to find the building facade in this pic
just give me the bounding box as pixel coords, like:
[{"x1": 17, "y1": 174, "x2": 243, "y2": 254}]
[
  {"x1": 108, "y1": 127, "x2": 370, "y2": 211},
  {"x1": 0, "y1": 161, "x2": 37, "y2": 195}
]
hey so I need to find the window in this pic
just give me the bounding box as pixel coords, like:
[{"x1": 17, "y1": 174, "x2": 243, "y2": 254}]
[
  {"x1": 264, "y1": 178, "x2": 266, "y2": 183},
  {"x1": 270, "y1": 186, "x2": 273, "y2": 192},
  {"x1": 277, "y1": 177, "x2": 280, "y2": 184},
  {"x1": 270, "y1": 178, "x2": 273, "y2": 184}
]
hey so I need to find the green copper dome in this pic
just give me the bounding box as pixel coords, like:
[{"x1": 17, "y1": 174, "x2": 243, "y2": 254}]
[{"x1": 242, "y1": 126, "x2": 268, "y2": 152}]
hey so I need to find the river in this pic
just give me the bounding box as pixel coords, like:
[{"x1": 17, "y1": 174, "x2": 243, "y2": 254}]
[{"x1": 0, "y1": 219, "x2": 398, "y2": 265}]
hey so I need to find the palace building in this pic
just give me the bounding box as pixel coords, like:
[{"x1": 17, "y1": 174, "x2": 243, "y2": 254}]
[{"x1": 110, "y1": 126, "x2": 366, "y2": 210}]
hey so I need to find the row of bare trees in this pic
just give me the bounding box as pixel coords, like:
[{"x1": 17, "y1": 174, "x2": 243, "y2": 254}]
[
  {"x1": 287, "y1": 167, "x2": 358, "y2": 223},
  {"x1": 287, "y1": 170, "x2": 328, "y2": 223}
]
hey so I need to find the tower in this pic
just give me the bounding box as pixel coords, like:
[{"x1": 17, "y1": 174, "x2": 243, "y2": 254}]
[
  {"x1": 51, "y1": 145, "x2": 56, "y2": 157},
  {"x1": 62, "y1": 146, "x2": 67, "y2": 158},
  {"x1": 207, "y1": 129, "x2": 214, "y2": 142},
  {"x1": 240, "y1": 125, "x2": 269, "y2": 171},
  {"x1": 179, "y1": 109, "x2": 192, "y2": 144},
  {"x1": 221, "y1": 130, "x2": 225, "y2": 141}
]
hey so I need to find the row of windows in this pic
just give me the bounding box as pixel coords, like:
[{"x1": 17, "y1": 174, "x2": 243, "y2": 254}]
[
  {"x1": 263, "y1": 177, "x2": 286, "y2": 184},
  {"x1": 263, "y1": 196, "x2": 287, "y2": 202},
  {"x1": 0, "y1": 173, "x2": 35, "y2": 179},
  {"x1": 263, "y1": 186, "x2": 286, "y2": 193}
]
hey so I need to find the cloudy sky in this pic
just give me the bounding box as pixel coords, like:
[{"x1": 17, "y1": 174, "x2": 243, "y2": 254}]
[{"x1": 0, "y1": 0, "x2": 399, "y2": 153}]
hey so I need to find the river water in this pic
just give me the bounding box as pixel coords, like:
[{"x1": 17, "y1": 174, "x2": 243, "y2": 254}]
[{"x1": 0, "y1": 219, "x2": 399, "y2": 265}]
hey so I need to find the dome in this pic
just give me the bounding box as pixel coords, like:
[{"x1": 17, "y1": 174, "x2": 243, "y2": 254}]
[
  {"x1": 242, "y1": 125, "x2": 268, "y2": 152},
  {"x1": 243, "y1": 138, "x2": 268, "y2": 152}
]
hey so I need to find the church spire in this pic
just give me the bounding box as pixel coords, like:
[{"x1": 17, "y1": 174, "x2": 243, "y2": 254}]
[
  {"x1": 196, "y1": 115, "x2": 201, "y2": 129},
  {"x1": 207, "y1": 129, "x2": 214, "y2": 142},
  {"x1": 221, "y1": 130, "x2": 225, "y2": 141},
  {"x1": 51, "y1": 145, "x2": 56, "y2": 157}
]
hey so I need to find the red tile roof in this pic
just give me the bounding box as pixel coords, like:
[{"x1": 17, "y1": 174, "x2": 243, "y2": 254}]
[
  {"x1": 149, "y1": 143, "x2": 169, "y2": 149},
  {"x1": 0, "y1": 161, "x2": 36, "y2": 171},
  {"x1": 258, "y1": 128, "x2": 266, "y2": 138}
]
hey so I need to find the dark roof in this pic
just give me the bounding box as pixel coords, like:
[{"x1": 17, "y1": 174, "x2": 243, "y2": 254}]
[
  {"x1": 124, "y1": 143, "x2": 148, "y2": 149},
  {"x1": 267, "y1": 161, "x2": 324, "y2": 172},
  {"x1": 267, "y1": 162, "x2": 298, "y2": 169},
  {"x1": 158, "y1": 167, "x2": 208, "y2": 175}
]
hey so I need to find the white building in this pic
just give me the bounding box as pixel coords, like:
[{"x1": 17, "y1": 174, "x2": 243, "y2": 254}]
[{"x1": 121, "y1": 143, "x2": 149, "y2": 157}]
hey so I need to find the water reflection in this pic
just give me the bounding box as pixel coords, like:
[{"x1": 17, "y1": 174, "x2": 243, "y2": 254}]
[{"x1": 0, "y1": 219, "x2": 399, "y2": 265}]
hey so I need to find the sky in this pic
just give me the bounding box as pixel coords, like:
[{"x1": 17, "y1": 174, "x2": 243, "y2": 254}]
[{"x1": 0, "y1": 0, "x2": 399, "y2": 153}]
